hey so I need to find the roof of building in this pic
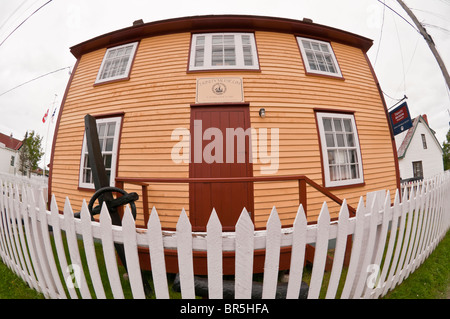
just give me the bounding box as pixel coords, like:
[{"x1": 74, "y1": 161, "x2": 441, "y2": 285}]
[
  {"x1": 397, "y1": 115, "x2": 443, "y2": 159},
  {"x1": 70, "y1": 15, "x2": 374, "y2": 59},
  {"x1": 0, "y1": 133, "x2": 22, "y2": 151}
]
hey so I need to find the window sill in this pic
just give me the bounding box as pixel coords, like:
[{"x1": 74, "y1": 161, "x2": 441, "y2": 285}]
[
  {"x1": 324, "y1": 182, "x2": 365, "y2": 191},
  {"x1": 186, "y1": 68, "x2": 261, "y2": 74},
  {"x1": 78, "y1": 186, "x2": 96, "y2": 193},
  {"x1": 304, "y1": 70, "x2": 345, "y2": 80},
  {"x1": 93, "y1": 76, "x2": 131, "y2": 87}
]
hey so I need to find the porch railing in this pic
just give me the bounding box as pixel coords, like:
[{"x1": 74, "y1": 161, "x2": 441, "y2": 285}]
[{"x1": 115, "y1": 174, "x2": 357, "y2": 227}]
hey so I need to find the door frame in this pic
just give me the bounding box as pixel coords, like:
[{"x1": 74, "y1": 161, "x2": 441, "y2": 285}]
[{"x1": 189, "y1": 103, "x2": 254, "y2": 231}]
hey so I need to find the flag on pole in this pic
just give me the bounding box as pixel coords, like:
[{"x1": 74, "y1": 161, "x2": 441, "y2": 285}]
[
  {"x1": 42, "y1": 108, "x2": 49, "y2": 123},
  {"x1": 51, "y1": 106, "x2": 57, "y2": 122}
]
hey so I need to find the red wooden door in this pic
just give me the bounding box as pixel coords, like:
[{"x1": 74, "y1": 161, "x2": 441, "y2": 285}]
[{"x1": 190, "y1": 106, "x2": 254, "y2": 231}]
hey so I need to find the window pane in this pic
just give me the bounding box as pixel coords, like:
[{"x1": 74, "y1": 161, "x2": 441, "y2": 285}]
[
  {"x1": 346, "y1": 133, "x2": 355, "y2": 147},
  {"x1": 107, "y1": 49, "x2": 118, "y2": 59},
  {"x1": 195, "y1": 48, "x2": 204, "y2": 66},
  {"x1": 336, "y1": 133, "x2": 345, "y2": 147},
  {"x1": 243, "y1": 45, "x2": 253, "y2": 66},
  {"x1": 224, "y1": 47, "x2": 236, "y2": 65},
  {"x1": 107, "y1": 122, "x2": 116, "y2": 136},
  {"x1": 340, "y1": 165, "x2": 350, "y2": 180},
  {"x1": 350, "y1": 164, "x2": 359, "y2": 179},
  {"x1": 196, "y1": 36, "x2": 205, "y2": 46},
  {"x1": 320, "y1": 43, "x2": 330, "y2": 53},
  {"x1": 349, "y1": 149, "x2": 358, "y2": 163},
  {"x1": 84, "y1": 155, "x2": 91, "y2": 168},
  {"x1": 315, "y1": 53, "x2": 327, "y2": 71},
  {"x1": 302, "y1": 40, "x2": 311, "y2": 49},
  {"x1": 323, "y1": 118, "x2": 332, "y2": 131},
  {"x1": 337, "y1": 150, "x2": 348, "y2": 164},
  {"x1": 98, "y1": 123, "x2": 106, "y2": 137},
  {"x1": 105, "y1": 138, "x2": 114, "y2": 152},
  {"x1": 306, "y1": 51, "x2": 318, "y2": 70},
  {"x1": 224, "y1": 35, "x2": 234, "y2": 44},
  {"x1": 328, "y1": 150, "x2": 336, "y2": 164},
  {"x1": 212, "y1": 35, "x2": 221, "y2": 44},
  {"x1": 98, "y1": 138, "x2": 104, "y2": 151},
  {"x1": 104, "y1": 154, "x2": 112, "y2": 169},
  {"x1": 329, "y1": 165, "x2": 338, "y2": 181},
  {"x1": 84, "y1": 168, "x2": 91, "y2": 184},
  {"x1": 325, "y1": 133, "x2": 335, "y2": 147},
  {"x1": 343, "y1": 119, "x2": 352, "y2": 132},
  {"x1": 333, "y1": 119, "x2": 342, "y2": 132}
]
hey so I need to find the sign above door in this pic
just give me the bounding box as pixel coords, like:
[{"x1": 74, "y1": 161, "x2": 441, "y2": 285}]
[{"x1": 196, "y1": 77, "x2": 244, "y2": 104}]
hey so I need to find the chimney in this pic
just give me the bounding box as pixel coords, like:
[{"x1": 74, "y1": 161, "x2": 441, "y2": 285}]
[
  {"x1": 133, "y1": 19, "x2": 144, "y2": 27},
  {"x1": 422, "y1": 114, "x2": 428, "y2": 125}
]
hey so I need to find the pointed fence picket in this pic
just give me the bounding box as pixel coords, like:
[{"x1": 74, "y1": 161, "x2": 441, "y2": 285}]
[
  {"x1": 206, "y1": 209, "x2": 223, "y2": 299},
  {"x1": 0, "y1": 172, "x2": 449, "y2": 299}
]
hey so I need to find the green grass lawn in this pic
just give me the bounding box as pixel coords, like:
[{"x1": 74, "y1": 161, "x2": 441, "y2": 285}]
[
  {"x1": 0, "y1": 230, "x2": 448, "y2": 299},
  {"x1": 383, "y1": 229, "x2": 450, "y2": 299},
  {"x1": 0, "y1": 261, "x2": 44, "y2": 299}
]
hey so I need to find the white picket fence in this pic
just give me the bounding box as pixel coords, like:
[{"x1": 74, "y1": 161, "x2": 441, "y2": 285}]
[{"x1": 0, "y1": 172, "x2": 449, "y2": 299}]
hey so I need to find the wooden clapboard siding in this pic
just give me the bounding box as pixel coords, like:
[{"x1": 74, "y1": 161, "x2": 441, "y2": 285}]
[
  {"x1": 249, "y1": 32, "x2": 396, "y2": 227},
  {"x1": 51, "y1": 27, "x2": 397, "y2": 229}
]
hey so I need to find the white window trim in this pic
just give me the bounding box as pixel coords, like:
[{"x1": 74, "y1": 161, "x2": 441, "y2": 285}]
[
  {"x1": 78, "y1": 116, "x2": 122, "y2": 189},
  {"x1": 297, "y1": 37, "x2": 342, "y2": 78},
  {"x1": 316, "y1": 112, "x2": 364, "y2": 187},
  {"x1": 95, "y1": 42, "x2": 138, "y2": 84},
  {"x1": 189, "y1": 33, "x2": 259, "y2": 71}
]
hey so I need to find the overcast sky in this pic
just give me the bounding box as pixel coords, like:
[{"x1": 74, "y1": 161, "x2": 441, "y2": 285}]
[{"x1": 0, "y1": 0, "x2": 449, "y2": 168}]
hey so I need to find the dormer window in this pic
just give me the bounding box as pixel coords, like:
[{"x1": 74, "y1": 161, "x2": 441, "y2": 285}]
[
  {"x1": 189, "y1": 33, "x2": 259, "y2": 71},
  {"x1": 297, "y1": 37, "x2": 342, "y2": 78},
  {"x1": 95, "y1": 42, "x2": 138, "y2": 84}
]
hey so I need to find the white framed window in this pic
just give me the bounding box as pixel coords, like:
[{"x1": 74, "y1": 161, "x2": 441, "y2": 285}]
[
  {"x1": 79, "y1": 116, "x2": 122, "y2": 189},
  {"x1": 189, "y1": 33, "x2": 259, "y2": 71},
  {"x1": 95, "y1": 42, "x2": 138, "y2": 84},
  {"x1": 297, "y1": 37, "x2": 342, "y2": 77},
  {"x1": 316, "y1": 112, "x2": 363, "y2": 187}
]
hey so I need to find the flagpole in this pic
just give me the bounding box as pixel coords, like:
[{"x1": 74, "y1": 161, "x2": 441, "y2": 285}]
[{"x1": 42, "y1": 94, "x2": 57, "y2": 178}]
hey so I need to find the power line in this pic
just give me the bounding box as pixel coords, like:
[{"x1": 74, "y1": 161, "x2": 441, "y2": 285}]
[
  {"x1": 0, "y1": 0, "x2": 29, "y2": 33},
  {"x1": 376, "y1": 0, "x2": 420, "y2": 34},
  {"x1": 393, "y1": 13, "x2": 407, "y2": 95},
  {"x1": 374, "y1": 0, "x2": 386, "y2": 66},
  {"x1": 0, "y1": 0, "x2": 52, "y2": 48},
  {"x1": 0, "y1": 66, "x2": 71, "y2": 98}
]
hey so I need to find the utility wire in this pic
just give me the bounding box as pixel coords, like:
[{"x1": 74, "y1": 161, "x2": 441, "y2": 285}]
[
  {"x1": 376, "y1": 0, "x2": 420, "y2": 34},
  {"x1": 382, "y1": 89, "x2": 404, "y2": 102},
  {"x1": 374, "y1": 0, "x2": 386, "y2": 66},
  {"x1": 0, "y1": 0, "x2": 52, "y2": 48},
  {"x1": 0, "y1": 66, "x2": 71, "y2": 97},
  {"x1": 393, "y1": 13, "x2": 407, "y2": 95},
  {"x1": 0, "y1": 0, "x2": 29, "y2": 34}
]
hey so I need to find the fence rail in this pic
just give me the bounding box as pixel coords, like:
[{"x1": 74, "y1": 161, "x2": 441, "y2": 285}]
[{"x1": 0, "y1": 172, "x2": 449, "y2": 299}]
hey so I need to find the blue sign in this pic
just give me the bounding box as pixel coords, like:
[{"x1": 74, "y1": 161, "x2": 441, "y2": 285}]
[{"x1": 389, "y1": 102, "x2": 413, "y2": 136}]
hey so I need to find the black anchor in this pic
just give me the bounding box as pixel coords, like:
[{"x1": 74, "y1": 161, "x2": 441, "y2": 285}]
[{"x1": 79, "y1": 114, "x2": 151, "y2": 296}]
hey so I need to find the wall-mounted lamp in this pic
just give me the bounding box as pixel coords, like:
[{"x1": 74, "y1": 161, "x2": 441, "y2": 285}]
[{"x1": 259, "y1": 108, "x2": 266, "y2": 118}]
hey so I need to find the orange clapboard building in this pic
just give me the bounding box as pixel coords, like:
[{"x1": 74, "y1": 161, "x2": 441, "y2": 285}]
[{"x1": 49, "y1": 15, "x2": 399, "y2": 233}]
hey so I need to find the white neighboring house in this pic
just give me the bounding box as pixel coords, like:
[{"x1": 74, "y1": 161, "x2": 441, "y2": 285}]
[
  {"x1": 395, "y1": 115, "x2": 444, "y2": 182},
  {"x1": 0, "y1": 133, "x2": 22, "y2": 175}
]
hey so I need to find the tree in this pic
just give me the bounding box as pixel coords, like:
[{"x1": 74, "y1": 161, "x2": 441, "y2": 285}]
[
  {"x1": 443, "y1": 128, "x2": 450, "y2": 171},
  {"x1": 18, "y1": 131, "x2": 44, "y2": 176}
]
